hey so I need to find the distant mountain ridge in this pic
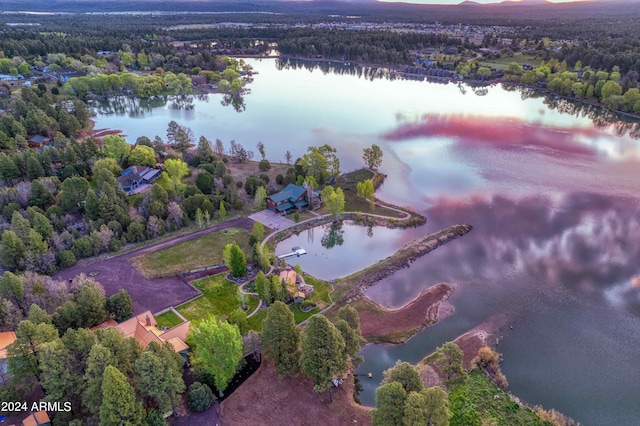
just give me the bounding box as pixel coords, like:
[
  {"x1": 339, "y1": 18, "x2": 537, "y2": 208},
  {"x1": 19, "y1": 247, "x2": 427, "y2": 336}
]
[{"x1": 0, "y1": 0, "x2": 632, "y2": 15}]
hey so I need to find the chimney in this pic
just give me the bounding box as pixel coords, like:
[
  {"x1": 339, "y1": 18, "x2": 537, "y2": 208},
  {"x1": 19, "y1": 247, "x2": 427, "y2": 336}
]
[{"x1": 145, "y1": 315, "x2": 151, "y2": 326}]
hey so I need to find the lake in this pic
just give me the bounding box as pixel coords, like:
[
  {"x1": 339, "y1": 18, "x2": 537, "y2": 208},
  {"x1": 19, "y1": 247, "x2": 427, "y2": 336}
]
[
  {"x1": 275, "y1": 221, "x2": 421, "y2": 281},
  {"x1": 94, "y1": 58, "x2": 640, "y2": 425}
]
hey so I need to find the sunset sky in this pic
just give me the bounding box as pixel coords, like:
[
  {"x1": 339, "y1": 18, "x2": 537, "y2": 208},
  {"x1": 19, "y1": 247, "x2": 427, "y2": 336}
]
[{"x1": 377, "y1": 0, "x2": 586, "y2": 4}]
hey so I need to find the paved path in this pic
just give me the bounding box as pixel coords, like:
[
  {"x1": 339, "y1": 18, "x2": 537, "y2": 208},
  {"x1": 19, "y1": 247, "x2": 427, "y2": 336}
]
[{"x1": 54, "y1": 217, "x2": 254, "y2": 315}]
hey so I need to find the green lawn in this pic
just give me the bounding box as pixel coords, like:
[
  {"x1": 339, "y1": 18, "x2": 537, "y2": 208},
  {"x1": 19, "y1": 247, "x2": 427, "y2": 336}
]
[
  {"x1": 130, "y1": 227, "x2": 252, "y2": 278},
  {"x1": 478, "y1": 51, "x2": 541, "y2": 71},
  {"x1": 290, "y1": 274, "x2": 332, "y2": 323},
  {"x1": 317, "y1": 169, "x2": 405, "y2": 218},
  {"x1": 176, "y1": 274, "x2": 259, "y2": 325},
  {"x1": 168, "y1": 273, "x2": 332, "y2": 332},
  {"x1": 247, "y1": 309, "x2": 266, "y2": 332},
  {"x1": 155, "y1": 310, "x2": 184, "y2": 329}
]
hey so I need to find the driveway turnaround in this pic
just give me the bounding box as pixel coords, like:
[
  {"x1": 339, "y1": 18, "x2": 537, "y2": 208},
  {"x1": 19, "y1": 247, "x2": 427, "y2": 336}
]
[
  {"x1": 249, "y1": 209, "x2": 296, "y2": 231},
  {"x1": 54, "y1": 217, "x2": 254, "y2": 315}
]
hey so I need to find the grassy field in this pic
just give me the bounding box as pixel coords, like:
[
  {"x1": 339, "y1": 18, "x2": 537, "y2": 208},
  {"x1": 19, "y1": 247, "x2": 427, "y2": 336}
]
[
  {"x1": 449, "y1": 371, "x2": 547, "y2": 425},
  {"x1": 155, "y1": 310, "x2": 184, "y2": 329},
  {"x1": 478, "y1": 51, "x2": 541, "y2": 70},
  {"x1": 130, "y1": 227, "x2": 252, "y2": 278},
  {"x1": 316, "y1": 169, "x2": 405, "y2": 218},
  {"x1": 176, "y1": 274, "x2": 259, "y2": 325}
]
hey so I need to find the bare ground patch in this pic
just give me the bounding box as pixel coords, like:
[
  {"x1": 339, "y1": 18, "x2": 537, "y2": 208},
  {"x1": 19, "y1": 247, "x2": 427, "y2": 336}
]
[
  {"x1": 353, "y1": 284, "x2": 453, "y2": 343},
  {"x1": 220, "y1": 361, "x2": 371, "y2": 426}
]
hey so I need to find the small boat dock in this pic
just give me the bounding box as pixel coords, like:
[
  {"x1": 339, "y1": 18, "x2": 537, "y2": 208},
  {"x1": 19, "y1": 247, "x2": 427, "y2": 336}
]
[{"x1": 277, "y1": 246, "x2": 307, "y2": 259}]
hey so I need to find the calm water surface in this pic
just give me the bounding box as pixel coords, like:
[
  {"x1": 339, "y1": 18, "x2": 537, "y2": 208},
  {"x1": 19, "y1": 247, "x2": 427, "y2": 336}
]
[
  {"x1": 94, "y1": 59, "x2": 640, "y2": 425},
  {"x1": 275, "y1": 221, "x2": 420, "y2": 281}
]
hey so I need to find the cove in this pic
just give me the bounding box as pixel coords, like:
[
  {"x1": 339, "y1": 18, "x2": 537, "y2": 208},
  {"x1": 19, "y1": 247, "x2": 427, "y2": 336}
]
[
  {"x1": 275, "y1": 221, "x2": 419, "y2": 281},
  {"x1": 93, "y1": 58, "x2": 640, "y2": 425}
]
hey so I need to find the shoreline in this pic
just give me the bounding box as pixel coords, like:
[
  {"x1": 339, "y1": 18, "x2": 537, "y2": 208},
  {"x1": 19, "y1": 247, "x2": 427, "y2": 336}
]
[
  {"x1": 353, "y1": 283, "x2": 453, "y2": 344},
  {"x1": 334, "y1": 223, "x2": 472, "y2": 302}
]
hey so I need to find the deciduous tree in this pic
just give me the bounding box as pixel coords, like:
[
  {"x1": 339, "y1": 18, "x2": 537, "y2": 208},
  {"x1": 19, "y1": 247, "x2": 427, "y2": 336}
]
[
  {"x1": 163, "y1": 158, "x2": 188, "y2": 194},
  {"x1": 127, "y1": 145, "x2": 156, "y2": 167},
  {"x1": 321, "y1": 185, "x2": 345, "y2": 217},
  {"x1": 223, "y1": 243, "x2": 246, "y2": 278},
  {"x1": 102, "y1": 135, "x2": 130, "y2": 165},
  {"x1": 363, "y1": 144, "x2": 383, "y2": 169},
  {"x1": 188, "y1": 316, "x2": 243, "y2": 394}
]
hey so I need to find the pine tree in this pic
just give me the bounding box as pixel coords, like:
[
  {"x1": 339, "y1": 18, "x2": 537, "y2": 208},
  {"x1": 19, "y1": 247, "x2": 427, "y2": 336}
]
[
  {"x1": 300, "y1": 315, "x2": 347, "y2": 394},
  {"x1": 134, "y1": 343, "x2": 185, "y2": 413},
  {"x1": 38, "y1": 339, "x2": 77, "y2": 403},
  {"x1": 219, "y1": 201, "x2": 226, "y2": 220},
  {"x1": 261, "y1": 301, "x2": 300, "y2": 377},
  {"x1": 83, "y1": 344, "x2": 116, "y2": 416},
  {"x1": 100, "y1": 365, "x2": 145, "y2": 426},
  {"x1": 371, "y1": 381, "x2": 407, "y2": 426},
  {"x1": 382, "y1": 361, "x2": 423, "y2": 394},
  {"x1": 7, "y1": 320, "x2": 58, "y2": 391}
]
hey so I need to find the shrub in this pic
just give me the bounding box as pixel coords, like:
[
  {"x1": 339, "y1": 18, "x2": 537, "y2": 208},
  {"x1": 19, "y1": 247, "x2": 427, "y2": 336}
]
[
  {"x1": 244, "y1": 175, "x2": 261, "y2": 195},
  {"x1": 259, "y1": 174, "x2": 269, "y2": 184},
  {"x1": 198, "y1": 163, "x2": 216, "y2": 174},
  {"x1": 145, "y1": 409, "x2": 167, "y2": 426},
  {"x1": 56, "y1": 250, "x2": 77, "y2": 268},
  {"x1": 234, "y1": 199, "x2": 244, "y2": 210},
  {"x1": 222, "y1": 157, "x2": 228, "y2": 163},
  {"x1": 258, "y1": 159, "x2": 271, "y2": 171},
  {"x1": 294, "y1": 212, "x2": 300, "y2": 222},
  {"x1": 301, "y1": 300, "x2": 316, "y2": 309},
  {"x1": 187, "y1": 382, "x2": 213, "y2": 412},
  {"x1": 236, "y1": 180, "x2": 243, "y2": 188},
  {"x1": 275, "y1": 174, "x2": 284, "y2": 185}
]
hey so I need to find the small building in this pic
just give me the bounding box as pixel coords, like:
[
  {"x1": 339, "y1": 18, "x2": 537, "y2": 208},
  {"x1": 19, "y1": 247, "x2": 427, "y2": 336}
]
[
  {"x1": 57, "y1": 69, "x2": 85, "y2": 83},
  {"x1": 294, "y1": 291, "x2": 306, "y2": 303},
  {"x1": 0, "y1": 331, "x2": 17, "y2": 385},
  {"x1": 279, "y1": 266, "x2": 297, "y2": 296},
  {"x1": 21, "y1": 411, "x2": 51, "y2": 426},
  {"x1": 117, "y1": 165, "x2": 162, "y2": 194},
  {"x1": 27, "y1": 135, "x2": 53, "y2": 149},
  {"x1": 266, "y1": 183, "x2": 321, "y2": 214}
]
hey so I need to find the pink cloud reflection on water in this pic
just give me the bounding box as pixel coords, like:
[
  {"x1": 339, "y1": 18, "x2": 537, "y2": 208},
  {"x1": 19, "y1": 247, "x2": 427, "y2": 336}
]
[{"x1": 383, "y1": 114, "x2": 601, "y2": 156}]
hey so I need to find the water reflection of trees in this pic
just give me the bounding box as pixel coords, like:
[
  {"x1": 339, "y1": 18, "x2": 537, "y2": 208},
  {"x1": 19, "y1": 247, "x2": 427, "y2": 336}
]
[
  {"x1": 91, "y1": 95, "x2": 198, "y2": 117},
  {"x1": 321, "y1": 221, "x2": 345, "y2": 249},
  {"x1": 221, "y1": 92, "x2": 246, "y2": 112},
  {"x1": 510, "y1": 85, "x2": 640, "y2": 139},
  {"x1": 276, "y1": 58, "x2": 395, "y2": 82}
]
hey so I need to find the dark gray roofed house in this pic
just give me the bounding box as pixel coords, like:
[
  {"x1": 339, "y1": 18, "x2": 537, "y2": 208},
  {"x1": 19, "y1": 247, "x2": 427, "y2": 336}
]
[
  {"x1": 266, "y1": 183, "x2": 321, "y2": 213},
  {"x1": 27, "y1": 135, "x2": 53, "y2": 148},
  {"x1": 117, "y1": 165, "x2": 162, "y2": 194}
]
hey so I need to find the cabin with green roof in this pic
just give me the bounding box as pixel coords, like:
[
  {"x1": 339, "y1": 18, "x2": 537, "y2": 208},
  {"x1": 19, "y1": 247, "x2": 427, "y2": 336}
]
[{"x1": 266, "y1": 183, "x2": 321, "y2": 213}]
